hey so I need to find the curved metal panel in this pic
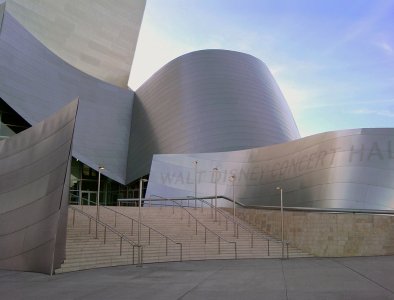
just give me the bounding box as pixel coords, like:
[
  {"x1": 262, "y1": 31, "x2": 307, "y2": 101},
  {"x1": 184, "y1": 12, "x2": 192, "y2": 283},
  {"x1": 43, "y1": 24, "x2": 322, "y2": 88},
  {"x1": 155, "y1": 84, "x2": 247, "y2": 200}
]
[
  {"x1": 0, "y1": 99, "x2": 78, "y2": 274},
  {"x1": 146, "y1": 128, "x2": 394, "y2": 210},
  {"x1": 0, "y1": 1, "x2": 4, "y2": 31},
  {"x1": 0, "y1": 12, "x2": 133, "y2": 183},
  {"x1": 127, "y1": 50, "x2": 300, "y2": 182},
  {"x1": 6, "y1": 0, "x2": 146, "y2": 87}
]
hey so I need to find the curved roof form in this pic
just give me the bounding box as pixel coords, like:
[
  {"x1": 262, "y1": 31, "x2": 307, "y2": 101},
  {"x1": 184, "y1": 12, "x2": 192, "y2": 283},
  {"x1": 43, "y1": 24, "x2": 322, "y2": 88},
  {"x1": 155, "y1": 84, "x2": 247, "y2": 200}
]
[
  {"x1": 147, "y1": 128, "x2": 394, "y2": 210},
  {"x1": 0, "y1": 99, "x2": 77, "y2": 274},
  {"x1": 6, "y1": 0, "x2": 146, "y2": 87},
  {"x1": 127, "y1": 50, "x2": 300, "y2": 181}
]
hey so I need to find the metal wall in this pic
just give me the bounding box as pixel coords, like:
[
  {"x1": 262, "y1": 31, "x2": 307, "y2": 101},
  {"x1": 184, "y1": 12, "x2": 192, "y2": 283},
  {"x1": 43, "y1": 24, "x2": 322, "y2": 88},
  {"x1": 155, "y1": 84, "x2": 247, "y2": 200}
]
[
  {"x1": 146, "y1": 128, "x2": 394, "y2": 210},
  {"x1": 0, "y1": 11, "x2": 134, "y2": 184},
  {"x1": 6, "y1": 0, "x2": 146, "y2": 87},
  {"x1": 0, "y1": 99, "x2": 78, "y2": 274},
  {"x1": 127, "y1": 50, "x2": 300, "y2": 182}
]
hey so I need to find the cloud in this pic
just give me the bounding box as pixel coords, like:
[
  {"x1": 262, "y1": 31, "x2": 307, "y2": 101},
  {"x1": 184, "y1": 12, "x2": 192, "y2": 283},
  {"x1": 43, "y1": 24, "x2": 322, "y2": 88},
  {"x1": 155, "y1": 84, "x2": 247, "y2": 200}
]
[
  {"x1": 323, "y1": 1, "x2": 394, "y2": 55},
  {"x1": 351, "y1": 107, "x2": 394, "y2": 118},
  {"x1": 374, "y1": 39, "x2": 394, "y2": 56}
]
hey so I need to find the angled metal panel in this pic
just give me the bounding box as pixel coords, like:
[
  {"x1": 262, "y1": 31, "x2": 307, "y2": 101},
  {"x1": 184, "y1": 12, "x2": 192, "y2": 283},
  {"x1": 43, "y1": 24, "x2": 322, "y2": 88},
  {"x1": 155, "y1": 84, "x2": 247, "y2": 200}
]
[
  {"x1": 0, "y1": 99, "x2": 78, "y2": 274},
  {"x1": 146, "y1": 128, "x2": 394, "y2": 210},
  {"x1": 6, "y1": 0, "x2": 146, "y2": 87},
  {"x1": 127, "y1": 50, "x2": 300, "y2": 182},
  {"x1": 0, "y1": 12, "x2": 133, "y2": 184},
  {"x1": 0, "y1": 1, "x2": 4, "y2": 32}
]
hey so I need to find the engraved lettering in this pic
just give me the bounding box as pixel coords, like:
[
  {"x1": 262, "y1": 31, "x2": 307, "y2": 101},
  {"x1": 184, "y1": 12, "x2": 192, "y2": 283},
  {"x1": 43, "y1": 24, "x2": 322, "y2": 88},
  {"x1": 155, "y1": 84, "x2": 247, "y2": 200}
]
[
  {"x1": 368, "y1": 142, "x2": 384, "y2": 160},
  {"x1": 349, "y1": 145, "x2": 364, "y2": 162}
]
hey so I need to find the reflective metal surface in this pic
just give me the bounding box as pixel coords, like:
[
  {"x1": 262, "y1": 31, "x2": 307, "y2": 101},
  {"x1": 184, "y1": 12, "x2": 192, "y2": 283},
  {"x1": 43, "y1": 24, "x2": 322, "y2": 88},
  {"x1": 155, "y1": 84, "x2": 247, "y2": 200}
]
[
  {"x1": 6, "y1": 0, "x2": 146, "y2": 87},
  {"x1": 0, "y1": 11, "x2": 134, "y2": 183},
  {"x1": 127, "y1": 50, "x2": 300, "y2": 181},
  {"x1": 146, "y1": 128, "x2": 394, "y2": 210},
  {"x1": 0, "y1": 99, "x2": 78, "y2": 274}
]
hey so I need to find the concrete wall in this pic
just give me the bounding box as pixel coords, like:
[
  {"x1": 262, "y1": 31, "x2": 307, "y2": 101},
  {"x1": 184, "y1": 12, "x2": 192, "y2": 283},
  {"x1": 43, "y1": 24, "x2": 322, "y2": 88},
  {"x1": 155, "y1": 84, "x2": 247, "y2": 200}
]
[{"x1": 235, "y1": 208, "x2": 394, "y2": 257}]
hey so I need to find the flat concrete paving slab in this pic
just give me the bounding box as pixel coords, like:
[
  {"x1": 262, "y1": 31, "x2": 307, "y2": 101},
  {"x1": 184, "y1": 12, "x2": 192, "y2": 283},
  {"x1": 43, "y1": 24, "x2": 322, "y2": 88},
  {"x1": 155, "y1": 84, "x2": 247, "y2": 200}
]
[{"x1": 0, "y1": 256, "x2": 393, "y2": 300}]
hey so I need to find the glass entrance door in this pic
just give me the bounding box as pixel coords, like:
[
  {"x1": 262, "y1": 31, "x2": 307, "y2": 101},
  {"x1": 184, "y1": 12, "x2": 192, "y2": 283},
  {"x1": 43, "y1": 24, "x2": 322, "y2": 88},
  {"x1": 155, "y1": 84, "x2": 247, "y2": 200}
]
[{"x1": 81, "y1": 191, "x2": 97, "y2": 205}]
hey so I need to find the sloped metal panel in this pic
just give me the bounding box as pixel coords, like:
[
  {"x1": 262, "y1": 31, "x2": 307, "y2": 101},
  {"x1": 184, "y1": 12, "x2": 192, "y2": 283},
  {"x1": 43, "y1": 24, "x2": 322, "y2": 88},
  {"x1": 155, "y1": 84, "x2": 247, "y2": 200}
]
[
  {"x1": 0, "y1": 12, "x2": 133, "y2": 184},
  {"x1": 146, "y1": 128, "x2": 394, "y2": 210},
  {"x1": 6, "y1": 0, "x2": 146, "y2": 87},
  {"x1": 127, "y1": 50, "x2": 300, "y2": 182},
  {"x1": 0, "y1": 1, "x2": 4, "y2": 32},
  {"x1": 0, "y1": 99, "x2": 78, "y2": 274}
]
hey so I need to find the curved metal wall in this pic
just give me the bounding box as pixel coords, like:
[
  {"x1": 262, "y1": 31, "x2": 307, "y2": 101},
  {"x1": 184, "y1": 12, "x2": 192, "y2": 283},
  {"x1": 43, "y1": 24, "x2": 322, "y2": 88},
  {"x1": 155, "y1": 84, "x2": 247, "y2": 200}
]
[
  {"x1": 0, "y1": 11, "x2": 133, "y2": 184},
  {"x1": 127, "y1": 50, "x2": 300, "y2": 182},
  {"x1": 6, "y1": 0, "x2": 146, "y2": 87},
  {"x1": 146, "y1": 128, "x2": 394, "y2": 210},
  {"x1": 0, "y1": 99, "x2": 78, "y2": 274}
]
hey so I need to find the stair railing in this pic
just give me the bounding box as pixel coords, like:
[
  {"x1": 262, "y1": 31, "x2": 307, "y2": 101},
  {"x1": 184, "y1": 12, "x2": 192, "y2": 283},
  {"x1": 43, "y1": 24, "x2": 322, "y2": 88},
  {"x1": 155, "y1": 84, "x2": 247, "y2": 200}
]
[
  {"x1": 197, "y1": 198, "x2": 255, "y2": 247},
  {"x1": 70, "y1": 205, "x2": 143, "y2": 265},
  {"x1": 150, "y1": 195, "x2": 238, "y2": 259},
  {"x1": 144, "y1": 196, "x2": 292, "y2": 257},
  {"x1": 101, "y1": 205, "x2": 183, "y2": 262}
]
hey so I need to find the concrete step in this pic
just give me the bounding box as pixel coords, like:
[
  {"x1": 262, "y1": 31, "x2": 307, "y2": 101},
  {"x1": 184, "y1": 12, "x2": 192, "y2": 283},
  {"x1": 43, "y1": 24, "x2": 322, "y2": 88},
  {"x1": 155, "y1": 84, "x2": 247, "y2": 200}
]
[{"x1": 60, "y1": 205, "x2": 312, "y2": 273}]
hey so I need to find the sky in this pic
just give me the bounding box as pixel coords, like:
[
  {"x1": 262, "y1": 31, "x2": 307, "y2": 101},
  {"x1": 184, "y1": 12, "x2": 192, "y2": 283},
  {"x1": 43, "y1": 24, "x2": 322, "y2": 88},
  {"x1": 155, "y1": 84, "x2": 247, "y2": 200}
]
[{"x1": 128, "y1": 0, "x2": 394, "y2": 137}]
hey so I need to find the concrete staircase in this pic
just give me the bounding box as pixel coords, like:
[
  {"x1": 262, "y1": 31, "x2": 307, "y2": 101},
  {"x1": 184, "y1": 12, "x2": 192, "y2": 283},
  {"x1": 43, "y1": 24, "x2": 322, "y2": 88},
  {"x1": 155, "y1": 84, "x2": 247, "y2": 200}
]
[{"x1": 58, "y1": 205, "x2": 311, "y2": 273}]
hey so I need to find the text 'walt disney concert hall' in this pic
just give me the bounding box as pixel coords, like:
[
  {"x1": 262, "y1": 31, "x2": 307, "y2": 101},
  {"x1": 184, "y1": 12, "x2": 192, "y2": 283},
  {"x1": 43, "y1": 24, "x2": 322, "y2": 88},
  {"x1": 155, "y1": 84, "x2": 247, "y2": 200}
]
[{"x1": 0, "y1": 0, "x2": 393, "y2": 273}]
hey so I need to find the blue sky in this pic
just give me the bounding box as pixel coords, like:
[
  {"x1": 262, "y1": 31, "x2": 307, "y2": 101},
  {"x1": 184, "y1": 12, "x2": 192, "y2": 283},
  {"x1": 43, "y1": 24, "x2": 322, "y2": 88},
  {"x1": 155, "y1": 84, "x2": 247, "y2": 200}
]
[{"x1": 128, "y1": 0, "x2": 394, "y2": 137}]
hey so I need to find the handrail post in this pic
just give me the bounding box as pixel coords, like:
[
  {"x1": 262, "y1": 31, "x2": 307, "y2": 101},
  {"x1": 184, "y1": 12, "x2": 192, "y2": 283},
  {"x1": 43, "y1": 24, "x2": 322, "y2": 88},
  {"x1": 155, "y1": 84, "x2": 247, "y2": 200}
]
[
  {"x1": 148, "y1": 228, "x2": 151, "y2": 245},
  {"x1": 141, "y1": 246, "x2": 144, "y2": 266},
  {"x1": 204, "y1": 227, "x2": 207, "y2": 244},
  {"x1": 120, "y1": 237, "x2": 123, "y2": 256},
  {"x1": 131, "y1": 219, "x2": 134, "y2": 235},
  {"x1": 234, "y1": 242, "x2": 237, "y2": 259},
  {"x1": 104, "y1": 226, "x2": 107, "y2": 244},
  {"x1": 218, "y1": 237, "x2": 221, "y2": 254},
  {"x1": 195, "y1": 219, "x2": 198, "y2": 235},
  {"x1": 179, "y1": 243, "x2": 183, "y2": 262},
  {"x1": 251, "y1": 233, "x2": 254, "y2": 248},
  {"x1": 211, "y1": 198, "x2": 213, "y2": 219},
  {"x1": 286, "y1": 242, "x2": 289, "y2": 259},
  {"x1": 72, "y1": 209, "x2": 75, "y2": 226},
  {"x1": 89, "y1": 218, "x2": 91, "y2": 234},
  {"x1": 166, "y1": 237, "x2": 168, "y2": 256},
  {"x1": 114, "y1": 212, "x2": 117, "y2": 227},
  {"x1": 268, "y1": 239, "x2": 270, "y2": 256}
]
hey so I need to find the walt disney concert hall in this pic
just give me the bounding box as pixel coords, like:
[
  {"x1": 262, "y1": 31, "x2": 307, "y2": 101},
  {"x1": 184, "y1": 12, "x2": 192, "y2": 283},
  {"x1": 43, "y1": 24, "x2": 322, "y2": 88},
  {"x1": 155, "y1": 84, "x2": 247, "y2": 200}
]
[{"x1": 0, "y1": 0, "x2": 393, "y2": 273}]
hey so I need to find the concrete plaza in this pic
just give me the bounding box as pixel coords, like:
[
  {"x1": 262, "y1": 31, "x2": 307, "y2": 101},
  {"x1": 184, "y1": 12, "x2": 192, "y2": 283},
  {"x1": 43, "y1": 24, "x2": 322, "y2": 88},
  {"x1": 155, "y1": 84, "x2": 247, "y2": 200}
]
[{"x1": 0, "y1": 256, "x2": 393, "y2": 300}]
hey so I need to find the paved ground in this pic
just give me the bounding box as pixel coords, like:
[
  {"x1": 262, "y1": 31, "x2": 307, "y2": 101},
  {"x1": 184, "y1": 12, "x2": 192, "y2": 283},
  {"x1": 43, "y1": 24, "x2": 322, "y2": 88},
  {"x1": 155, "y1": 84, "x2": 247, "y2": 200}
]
[{"x1": 0, "y1": 256, "x2": 393, "y2": 300}]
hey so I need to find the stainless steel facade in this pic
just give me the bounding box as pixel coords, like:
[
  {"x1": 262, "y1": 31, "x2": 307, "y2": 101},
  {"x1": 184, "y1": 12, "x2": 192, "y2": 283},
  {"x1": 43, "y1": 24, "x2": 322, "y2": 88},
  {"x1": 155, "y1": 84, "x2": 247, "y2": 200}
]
[
  {"x1": 1, "y1": 1, "x2": 392, "y2": 213},
  {"x1": 0, "y1": 10, "x2": 134, "y2": 184},
  {"x1": 127, "y1": 50, "x2": 300, "y2": 181},
  {"x1": 0, "y1": 99, "x2": 78, "y2": 274},
  {"x1": 146, "y1": 128, "x2": 394, "y2": 210}
]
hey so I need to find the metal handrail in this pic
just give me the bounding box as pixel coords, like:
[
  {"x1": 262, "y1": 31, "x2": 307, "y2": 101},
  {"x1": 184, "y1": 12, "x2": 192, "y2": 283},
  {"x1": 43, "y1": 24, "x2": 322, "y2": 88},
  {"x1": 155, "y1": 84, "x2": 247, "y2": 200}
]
[
  {"x1": 194, "y1": 195, "x2": 394, "y2": 215},
  {"x1": 143, "y1": 196, "x2": 291, "y2": 256},
  {"x1": 69, "y1": 206, "x2": 142, "y2": 265},
  {"x1": 151, "y1": 195, "x2": 237, "y2": 259},
  {"x1": 101, "y1": 205, "x2": 183, "y2": 262},
  {"x1": 197, "y1": 198, "x2": 255, "y2": 247}
]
